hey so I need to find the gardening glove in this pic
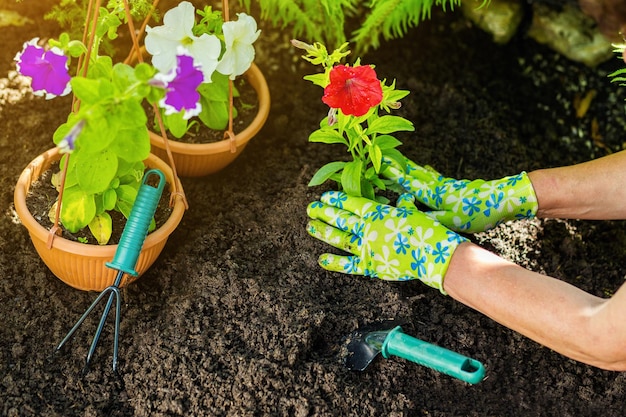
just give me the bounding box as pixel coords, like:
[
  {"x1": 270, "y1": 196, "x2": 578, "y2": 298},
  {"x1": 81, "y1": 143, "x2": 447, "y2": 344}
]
[
  {"x1": 306, "y1": 191, "x2": 468, "y2": 294},
  {"x1": 382, "y1": 158, "x2": 538, "y2": 233}
]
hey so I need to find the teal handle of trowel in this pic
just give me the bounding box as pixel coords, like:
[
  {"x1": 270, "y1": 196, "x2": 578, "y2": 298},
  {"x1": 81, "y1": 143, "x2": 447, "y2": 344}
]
[
  {"x1": 381, "y1": 326, "x2": 485, "y2": 384},
  {"x1": 106, "y1": 169, "x2": 166, "y2": 276}
]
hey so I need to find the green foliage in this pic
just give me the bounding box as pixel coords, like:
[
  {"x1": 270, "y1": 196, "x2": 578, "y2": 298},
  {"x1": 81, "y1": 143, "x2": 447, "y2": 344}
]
[
  {"x1": 353, "y1": 0, "x2": 461, "y2": 53},
  {"x1": 240, "y1": 0, "x2": 356, "y2": 51},
  {"x1": 608, "y1": 45, "x2": 626, "y2": 112},
  {"x1": 45, "y1": 0, "x2": 155, "y2": 56},
  {"x1": 240, "y1": 0, "x2": 475, "y2": 54},
  {"x1": 609, "y1": 67, "x2": 626, "y2": 86},
  {"x1": 298, "y1": 41, "x2": 413, "y2": 201},
  {"x1": 51, "y1": 58, "x2": 158, "y2": 243}
]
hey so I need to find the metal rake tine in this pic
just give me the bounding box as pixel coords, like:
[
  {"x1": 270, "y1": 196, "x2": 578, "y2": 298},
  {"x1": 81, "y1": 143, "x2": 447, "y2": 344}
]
[
  {"x1": 55, "y1": 271, "x2": 125, "y2": 373},
  {"x1": 83, "y1": 286, "x2": 122, "y2": 373}
]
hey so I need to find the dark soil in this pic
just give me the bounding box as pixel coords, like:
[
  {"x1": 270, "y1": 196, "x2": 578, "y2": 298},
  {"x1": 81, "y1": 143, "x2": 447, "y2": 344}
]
[{"x1": 2, "y1": 2, "x2": 626, "y2": 417}]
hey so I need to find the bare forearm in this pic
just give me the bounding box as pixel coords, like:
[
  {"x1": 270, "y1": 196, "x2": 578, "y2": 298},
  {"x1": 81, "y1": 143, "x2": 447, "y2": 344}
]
[
  {"x1": 528, "y1": 150, "x2": 626, "y2": 219},
  {"x1": 444, "y1": 242, "x2": 626, "y2": 370}
]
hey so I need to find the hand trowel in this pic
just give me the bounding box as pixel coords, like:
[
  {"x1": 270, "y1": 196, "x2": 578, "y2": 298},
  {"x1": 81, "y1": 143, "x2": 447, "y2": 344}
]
[{"x1": 344, "y1": 320, "x2": 486, "y2": 384}]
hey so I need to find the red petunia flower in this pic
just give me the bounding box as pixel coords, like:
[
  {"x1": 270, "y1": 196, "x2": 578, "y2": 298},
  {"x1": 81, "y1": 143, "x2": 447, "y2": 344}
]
[{"x1": 322, "y1": 64, "x2": 383, "y2": 117}]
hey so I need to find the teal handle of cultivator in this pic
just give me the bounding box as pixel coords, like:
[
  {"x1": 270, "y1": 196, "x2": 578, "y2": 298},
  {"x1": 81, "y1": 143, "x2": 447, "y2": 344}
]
[
  {"x1": 106, "y1": 169, "x2": 166, "y2": 276},
  {"x1": 381, "y1": 326, "x2": 485, "y2": 384}
]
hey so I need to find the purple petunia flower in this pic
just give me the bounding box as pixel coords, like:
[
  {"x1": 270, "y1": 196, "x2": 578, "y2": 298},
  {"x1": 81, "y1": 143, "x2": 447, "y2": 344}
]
[
  {"x1": 57, "y1": 119, "x2": 86, "y2": 154},
  {"x1": 14, "y1": 38, "x2": 72, "y2": 99},
  {"x1": 152, "y1": 51, "x2": 203, "y2": 119}
]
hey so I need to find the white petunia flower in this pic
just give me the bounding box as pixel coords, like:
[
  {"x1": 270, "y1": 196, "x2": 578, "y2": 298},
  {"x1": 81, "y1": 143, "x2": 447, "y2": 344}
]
[
  {"x1": 216, "y1": 13, "x2": 260, "y2": 79},
  {"x1": 145, "y1": 1, "x2": 221, "y2": 82}
]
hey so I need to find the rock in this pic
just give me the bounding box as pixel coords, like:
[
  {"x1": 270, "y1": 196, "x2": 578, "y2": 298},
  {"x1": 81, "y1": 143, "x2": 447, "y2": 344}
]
[
  {"x1": 461, "y1": 0, "x2": 614, "y2": 67},
  {"x1": 527, "y1": 3, "x2": 613, "y2": 67},
  {"x1": 461, "y1": 0, "x2": 524, "y2": 44}
]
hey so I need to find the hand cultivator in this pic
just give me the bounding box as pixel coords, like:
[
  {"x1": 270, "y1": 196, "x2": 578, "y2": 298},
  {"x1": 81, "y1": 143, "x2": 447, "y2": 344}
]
[{"x1": 54, "y1": 169, "x2": 166, "y2": 373}]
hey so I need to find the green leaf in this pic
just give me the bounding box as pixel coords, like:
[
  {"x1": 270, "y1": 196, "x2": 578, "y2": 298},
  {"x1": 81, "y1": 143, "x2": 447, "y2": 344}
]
[
  {"x1": 115, "y1": 184, "x2": 138, "y2": 219},
  {"x1": 116, "y1": 99, "x2": 148, "y2": 127},
  {"x1": 303, "y1": 73, "x2": 328, "y2": 88},
  {"x1": 608, "y1": 68, "x2": 626, "y2": 78},
  {"x1": 369, "y1": 143, "x2": 383, "y2": 172},
  {"x1": 110, "y1": 177, "x2": 120, "y2": 189},
  {"x1": 341, "y1": 160, "x2": 362, "y2": 196},
  {"x1": 374, "y1": 134, "x2": 402, "y2": 149},
  {"x1": 111, "y1": 63, "x2": 136, "y2": 93},
  {"x1": 52, "y1": 121, "x2": 71, "y2": 146},
  {"x1": 60, "y1": 186, "x2": 96, "y2": 233},
  {"x1": 134, "y1": 62, "x2": 157, "y2": 81},
  {"x1": 71, "y1": 77, "x2": 108, "y2": 104},
  {"x1": 383, "y1": 84, "x2": 410, "y2": 103},
  {"x1": 198, "y1": 73, "x2": 229, "y2": 101},
  {"x1": 382, "y1": 148, "x2": 407, "y2": 170},
  {"x1": 361, "y1": 178, "x2": 375, "y2": 200},
  {"x1": 118, "y1": 161, "x2": 145, "y2": 185},
  {"x1": 163, "y1": 112, "x2": 189, "y2": 139},
  {"x1": 94, "y1": 193, "x2": 104, "y2": 215},
  {"x1": 370, "y1": 175, "x2": 386, "y2": 191},
  {"x1": 59, "y1": 154, "x2": 79, "y2": 189},
  {"x1": 308, "y1": 128, "x2": 347, "y2": 145},
  {"x1": 367, "y1": 115, "x2": 414, "y2": 135},
  {"x1": 88, "y1": 212, "x2": 113, "y2": 245},
  {"x1": 75, "y1": 149, "x2": 118, "y2": 194},
  {"x1": 66, "y1": 40, "x2": 87, "y2": 58},
  {"x1": 198, "y1": 97, "x2": 230, "y2": 130},
  {"x1": 76, "y1": 113, "x2": 116, "y2": 153},
  {"x1": 88, "y1": 55, "x2": 114, "y2": 80},
  {"x1": 110, "y1": 125, "x2": 150, "y2": 162},
  {"x1": 102, "y1": 188, "x2": 117, "y2": 211},
  {"x1": 308, "y1": 161, "x2": 346, "y2": 187}
]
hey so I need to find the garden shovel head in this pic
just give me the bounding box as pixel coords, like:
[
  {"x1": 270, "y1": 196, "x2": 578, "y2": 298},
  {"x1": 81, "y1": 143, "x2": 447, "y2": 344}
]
[{"x1": 344, "y1": 320, "x2": 485, "y2": 384}]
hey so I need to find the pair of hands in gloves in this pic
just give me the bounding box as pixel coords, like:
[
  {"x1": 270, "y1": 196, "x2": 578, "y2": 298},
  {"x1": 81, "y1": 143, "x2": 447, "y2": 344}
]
[{"x1": 306, "y1": 159, "x2": 538, "y2": 293}]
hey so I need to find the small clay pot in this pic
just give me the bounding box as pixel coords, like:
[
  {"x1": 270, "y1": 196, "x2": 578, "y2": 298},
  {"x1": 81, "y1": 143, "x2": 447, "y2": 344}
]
[{"x1": 149, "y1": 63, "x2": 271, "y2": 177}]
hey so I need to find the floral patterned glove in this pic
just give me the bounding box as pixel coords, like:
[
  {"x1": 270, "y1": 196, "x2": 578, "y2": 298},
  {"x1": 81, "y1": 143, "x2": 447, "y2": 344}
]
[
  {"x1": 306, "y1": 191, "x2": 468, "y2": 294},
  {"x1": 383, "y1": 158, "x2": 538, "y2": 233}
]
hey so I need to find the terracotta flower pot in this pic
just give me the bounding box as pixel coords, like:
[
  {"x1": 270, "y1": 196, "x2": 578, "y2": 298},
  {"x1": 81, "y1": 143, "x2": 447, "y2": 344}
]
[
  {"x1": 149, "y1": 63, "x2": 271, "y2": 177},
  {"x1": 13, "y1": 148, "x2": 186, "y2": 291}
]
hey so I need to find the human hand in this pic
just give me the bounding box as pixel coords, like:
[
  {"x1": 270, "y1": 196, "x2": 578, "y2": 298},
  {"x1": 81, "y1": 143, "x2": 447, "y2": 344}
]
[
  {"x1": 382, "y1": 158, "x2": 538, "y2": 233},
  {"x1": 306, "y1": 191, "x2": 468, "y2": 294}
]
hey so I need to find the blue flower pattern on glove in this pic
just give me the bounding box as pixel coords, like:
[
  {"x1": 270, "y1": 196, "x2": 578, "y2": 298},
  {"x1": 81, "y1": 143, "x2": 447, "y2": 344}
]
[
  {"x1": 350, "y1": 223, "x2": 364, "y2": 245},
  {"x1": 394, "y1": 233, "x2": 410, "y2": 255}
]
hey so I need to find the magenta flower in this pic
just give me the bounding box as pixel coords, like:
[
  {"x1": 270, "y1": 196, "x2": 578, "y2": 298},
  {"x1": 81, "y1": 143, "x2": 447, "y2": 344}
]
[
  {"x1": 14, "y1": 38, "x2": 71, "y2": 99},
  {"x1": 153, "y1": 52, "x2": 203, "y2": 119}
]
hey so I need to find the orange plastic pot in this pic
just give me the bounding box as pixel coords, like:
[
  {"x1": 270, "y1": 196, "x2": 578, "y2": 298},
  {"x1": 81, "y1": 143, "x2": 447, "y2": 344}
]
[
  {"x1": 149, "y1": 63, "x2": 271, "y2": 177},
  {"x1": 14, "y1": 148, "x2": 185, "y2": 291}
]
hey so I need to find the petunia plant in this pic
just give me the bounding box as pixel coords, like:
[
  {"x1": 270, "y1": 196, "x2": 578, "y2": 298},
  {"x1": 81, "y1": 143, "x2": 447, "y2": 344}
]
[
  {"x1": 14, "y1": 0, "x2": 259, "y2": 244},
  {"x1": 144, "y1": 1, "x2": 260, "y2": 137},
  {"x1": 292, "y1": 40, "x2": 415, "y2": 202}
]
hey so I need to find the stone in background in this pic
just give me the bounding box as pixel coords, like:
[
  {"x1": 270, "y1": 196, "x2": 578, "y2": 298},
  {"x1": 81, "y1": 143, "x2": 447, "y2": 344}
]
[{"x1": 461, "y1": 0, "x2": 614, "y2": 67}]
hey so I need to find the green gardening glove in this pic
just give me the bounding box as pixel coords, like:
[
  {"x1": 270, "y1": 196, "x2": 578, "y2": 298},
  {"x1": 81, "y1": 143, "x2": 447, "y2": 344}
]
[
  {"x1": 382, "y1": 158, "x2": 538, "y2": 233},
  {"x1": 306, "y1": 191, "x2": 468, "y2": 294}
]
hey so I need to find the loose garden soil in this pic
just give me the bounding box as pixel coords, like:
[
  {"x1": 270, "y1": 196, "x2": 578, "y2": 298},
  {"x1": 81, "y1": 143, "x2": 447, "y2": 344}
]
[{"x1": 2, "y1": 1, "x2": 626, "y2": 416}]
